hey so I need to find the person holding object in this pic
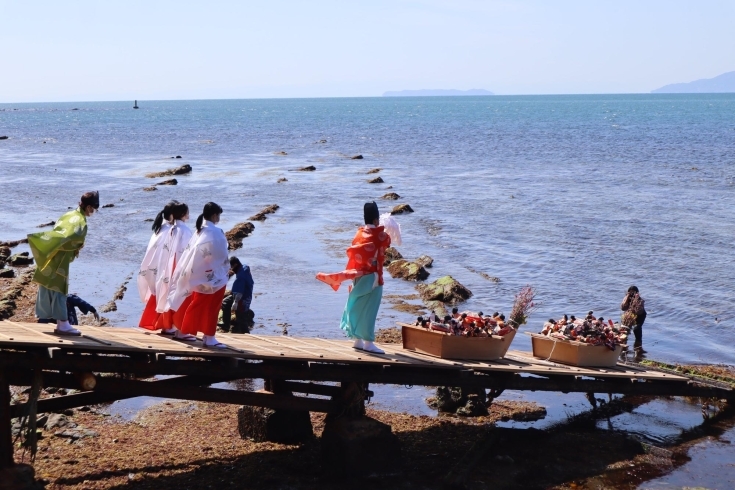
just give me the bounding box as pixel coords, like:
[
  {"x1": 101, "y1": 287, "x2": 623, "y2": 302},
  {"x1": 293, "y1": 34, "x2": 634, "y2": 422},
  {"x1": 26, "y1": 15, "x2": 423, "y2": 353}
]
[
  {"x1": 316, "y1": 202, "x2": 400, "y2": 354},
  {"x1": 137, "y1": 201, "x2": 177, "y2": 331},
  {"x1": 221, "y1": 256, "x2": 254, "y2": 333},
  {"x1": 168, "y1": 202, "x2": 230, "y2": 348},
  {"x1": 621, "y1": 285, "x2": 647, "y2": 355},
  {"x1": 28, "y1": 191, "x2": 99, "y2": 336}
]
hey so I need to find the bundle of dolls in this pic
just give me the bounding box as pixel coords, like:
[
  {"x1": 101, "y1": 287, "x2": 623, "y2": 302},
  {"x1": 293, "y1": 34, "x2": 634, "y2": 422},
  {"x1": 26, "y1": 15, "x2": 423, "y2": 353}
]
[
  {"x1": 539, "y1": 310, "x2": 628, "y2": 350},
  {"x1": 414, "y1": 310, "x2": 515, "y2": 338}
]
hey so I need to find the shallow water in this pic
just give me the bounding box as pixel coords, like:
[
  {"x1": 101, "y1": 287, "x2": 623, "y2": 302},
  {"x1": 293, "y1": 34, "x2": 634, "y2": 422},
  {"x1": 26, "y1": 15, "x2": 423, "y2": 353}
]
[{"x1": 2, "y1": 95, "x2": 734, "y2": 485}]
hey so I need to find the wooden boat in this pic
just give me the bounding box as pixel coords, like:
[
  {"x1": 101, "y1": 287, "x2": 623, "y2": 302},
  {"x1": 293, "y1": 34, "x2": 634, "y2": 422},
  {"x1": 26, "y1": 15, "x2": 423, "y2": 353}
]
[
  {"x1": 527, "y1": 333, "x2": 623, "y2": 367},
  {"x1": 399, "y1": 323, "x2": 516, "y2": 360}
]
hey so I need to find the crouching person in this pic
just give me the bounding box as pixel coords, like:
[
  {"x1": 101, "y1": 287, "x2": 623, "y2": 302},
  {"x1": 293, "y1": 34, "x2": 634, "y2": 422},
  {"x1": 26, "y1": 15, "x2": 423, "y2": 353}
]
[{"x1": 221, "y1": 257, "x2": 254, "y2": 333}]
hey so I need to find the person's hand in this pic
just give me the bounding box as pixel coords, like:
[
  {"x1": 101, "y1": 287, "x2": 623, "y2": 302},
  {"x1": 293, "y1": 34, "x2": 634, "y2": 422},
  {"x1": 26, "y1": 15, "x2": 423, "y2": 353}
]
[{"x1": 92, "y1": 309, "x2": 100, "y2": 322}]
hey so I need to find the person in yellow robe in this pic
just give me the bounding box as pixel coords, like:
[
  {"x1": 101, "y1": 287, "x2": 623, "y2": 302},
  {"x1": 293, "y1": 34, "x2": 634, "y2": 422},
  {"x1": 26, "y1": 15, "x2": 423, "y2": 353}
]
[{"x1": 28, "y1": 191, "x2": 99, "y2": 335}]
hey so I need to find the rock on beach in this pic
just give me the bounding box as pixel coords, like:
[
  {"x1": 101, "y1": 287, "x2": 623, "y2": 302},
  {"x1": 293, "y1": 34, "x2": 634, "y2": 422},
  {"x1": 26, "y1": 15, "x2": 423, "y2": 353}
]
[
  {"x1": 382, "y1": 192, "x2": 400, "y2": 200},
  {"x1": 415, "y1": 255, "x2": 433, "y2": 268},
  {"x1": 383, "y1": 247, "x2": 403, "y2": 266},
  {"x1": 367, "y1": 168, "x2": 381, "y2": 174},
  {"x1": 156, "y1": 178, "x2": 178, "y2": 186},
  {"x1": 350, "y1": 154, "x2": 364, "y2": 159},
  {"x1": 248, "y1": 204, "x2": 280, "y2": 221},
  {"x1": 145, "y1": 164, "x2": 192, "y2": 178},
  {"x1": 368, "y1": 177, "x2": 384, "y2": 184},
  {"x1": 297, "y1": 165, "x2": 316, "y2": 171},
  {"x1": 143, "y1": 186, "x2": 158, "y2": 192}
]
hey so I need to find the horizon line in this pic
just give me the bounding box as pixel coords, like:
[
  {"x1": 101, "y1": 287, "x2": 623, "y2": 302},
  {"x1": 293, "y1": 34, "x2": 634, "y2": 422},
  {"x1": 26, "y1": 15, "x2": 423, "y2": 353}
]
[{"x1": 4, "y1": 91, "x2": 734, "y2": 105}]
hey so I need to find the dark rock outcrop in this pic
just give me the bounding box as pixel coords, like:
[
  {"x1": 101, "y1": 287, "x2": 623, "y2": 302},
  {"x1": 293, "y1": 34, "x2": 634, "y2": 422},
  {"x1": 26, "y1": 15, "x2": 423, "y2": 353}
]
[
  {"x1": 0, "y1": 247, "x2": 11, "y2": 258},
  {"x1": 321, "y1": 415, "x2": 401, "y2": 477},
  {"x1": 350, "y1": 154, "x2": 364, "y2": 159},
  {"x1": 368, "y1": 177, "x2": 384, "y2": 184},
  {"x1": 36, "y1": 221, "x2": 55, "y2": 228},
  {"x1": 0, "y1": 269, "x2": 14, "y2": 279},
  {"x1": 226, "y1": 222, "x2": 255, "y2": 250},
  {"x1": 237, "y1": 405, "x2": 313, "y2": 443},
  {"x1": 101, "y1": 203, "x2": 115, "y2": 208},
  {"x1": 297, "y1": 165, "x2": 316, "y2": 171},
  {"x1": 156, "y1": 178, "x2": 178, "y2": 186},
  {"x1": 0, "y1": 136, "x2": 8, "y2": 140},
  {"x1": 275, "y1": 151, "x2": 288, "y2": 155},
  {"x1": 390, "y1": 203, "x2": 414, "y2": 214},
  {"x1": 386, "y1": 259, "x2": 429, "y2": 281},
  {"x1": 383, "y1": 247, "x2": 403, "y2": 266},
  {"x1": 277, "y1": 177, "x2": 288, "y2": 183},
  {"x1": 8, "y1": 253, "x2": 33, "y2": 266},
  {"x1": 143, "y1": 186, "x2": 157, "y2": 191},
  {"x1": 0, "y1": 238, "x2": 28, "y2": 248},
  {"x1": 367, "y1": 168, "x2": 381, "y2": 174},
  {"x1": 145, "y1": 164, "x2": 192, "y2": 178},
  {"x1": 382, "y1": 192, "x2": 400, "y2": 200},
  {"x1": 416, "y1": 275, "x2": 472, "y2": 305},
  {"x1": 248, "y1": 204, "x2": 280, "y2": 222},
  {"x1": 416, "y1": 254, "x2": 433, "y2": 268}
]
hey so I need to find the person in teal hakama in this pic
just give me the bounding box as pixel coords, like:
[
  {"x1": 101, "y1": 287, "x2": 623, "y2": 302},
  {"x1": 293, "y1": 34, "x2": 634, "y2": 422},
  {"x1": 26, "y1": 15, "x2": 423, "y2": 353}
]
[
  {"x1": 27, "y1": 191, "x2": 99, "y2": 336},
  {"x1": 317, "y1": 202, "x2": 400, "y2": 354}
]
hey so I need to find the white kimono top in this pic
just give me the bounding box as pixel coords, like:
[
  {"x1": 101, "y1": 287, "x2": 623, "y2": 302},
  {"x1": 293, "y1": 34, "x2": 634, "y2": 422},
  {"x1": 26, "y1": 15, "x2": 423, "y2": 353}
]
[
  {"x1": 136, "y1": 222, "x2": 172, "y2": 303},
  {"x1": 155, "y1": 220, "x2": 192, "y2": 313},
  {"x1": 167, "y1": 220, "x2": 229, "y2": 311}
]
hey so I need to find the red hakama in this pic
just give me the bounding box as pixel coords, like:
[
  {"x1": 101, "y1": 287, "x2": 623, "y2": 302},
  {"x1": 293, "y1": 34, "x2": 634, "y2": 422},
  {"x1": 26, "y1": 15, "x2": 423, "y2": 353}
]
[
  {"x1": 139, "y1": 295, "x2": 160, "y2": 330},
  {"x1": 180, "y1": 287, "x2": 226, "y2": 337}
]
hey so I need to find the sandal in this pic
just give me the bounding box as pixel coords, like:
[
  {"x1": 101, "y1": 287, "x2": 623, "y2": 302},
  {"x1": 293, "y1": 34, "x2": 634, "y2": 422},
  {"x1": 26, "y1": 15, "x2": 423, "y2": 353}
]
[
  {"x1": 54, "y1": 328, "x2": 81, "y2": 337},
  {"x1": 203, "y1": 342, "x2": 228, "y2": 349},
  {"x1": 174, "y1": 333, "x2": 197, "y2": 342}
]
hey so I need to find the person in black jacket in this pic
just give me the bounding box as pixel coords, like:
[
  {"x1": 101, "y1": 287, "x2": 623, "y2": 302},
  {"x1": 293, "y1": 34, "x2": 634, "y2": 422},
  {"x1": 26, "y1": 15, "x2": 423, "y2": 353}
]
[
  {"x1": 38, "y1": 294, "x2": 100, "y2": 325},
  {"x1": 621, "y1": 285, "x2": 646, "y2": 355}
]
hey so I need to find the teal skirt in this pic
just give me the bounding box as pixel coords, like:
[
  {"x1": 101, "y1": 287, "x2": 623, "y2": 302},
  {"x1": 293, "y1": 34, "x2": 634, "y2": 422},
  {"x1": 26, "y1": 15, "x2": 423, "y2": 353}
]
[
  {"x1": 36, "y1": 285, "x2": 68, "y2": 322},
  {"x1": 340, "y1": 273, "x2": 382, "y2": 341}
]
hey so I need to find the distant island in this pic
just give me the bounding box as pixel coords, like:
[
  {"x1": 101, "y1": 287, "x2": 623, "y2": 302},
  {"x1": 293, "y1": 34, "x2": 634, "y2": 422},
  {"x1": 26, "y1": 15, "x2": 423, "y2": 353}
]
[
  {"x1": 652, "y1": 70, "x2": 735, "y2": 93},
  {"x1": 382, "y1": 89, "x2": 494, "y2": 97}
]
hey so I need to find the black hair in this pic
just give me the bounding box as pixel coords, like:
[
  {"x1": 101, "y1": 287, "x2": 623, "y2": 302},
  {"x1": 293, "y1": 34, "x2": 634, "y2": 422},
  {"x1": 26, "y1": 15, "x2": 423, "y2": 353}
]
[
  {"x1": 80, "y1": 191, "x2": 100, "y2": 210},
  {"x1": 196, "y1": 202, "x2": 224, "y2": 233},
  {"x1": 452, "y1": 307, "x2": 458, "y2": 314},
  {"x1": 152, "y1": 200, "x2": 179, "y2": 234},
  {"x1": 627, "y1": 285, "x2": 639, "y2": 294},
  {"x1": 171, "y1": 202, "x2": 189, "y2": 221},
  {"x1": 499, "y1": 314, "x2": 505, "y2": 320},
  {"x1": 364, "y1": 201, "x2": 379, "y2": 225},
  {"x1": 444, "y1": 315, "x2": 452, "y2": 323},
  {"x1": 229, "y1": 256, "x2": 242, "y2": 271}
]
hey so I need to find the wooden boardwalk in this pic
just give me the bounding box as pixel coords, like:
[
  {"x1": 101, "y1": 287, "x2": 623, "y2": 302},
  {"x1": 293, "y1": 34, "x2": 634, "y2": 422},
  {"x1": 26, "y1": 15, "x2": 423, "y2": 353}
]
[
  {"x1": 1, "y1": 320, "x2": 733, "y2": 470},
  {"x1": 0, "y1": 321, "x2": 689, "y2": 381}
]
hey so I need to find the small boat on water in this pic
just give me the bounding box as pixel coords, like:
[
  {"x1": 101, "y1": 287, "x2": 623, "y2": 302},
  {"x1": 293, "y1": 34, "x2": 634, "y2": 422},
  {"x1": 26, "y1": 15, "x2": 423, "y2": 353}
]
[{"x1": 133, "y1": 100, "x2": 139, "y2": 109}]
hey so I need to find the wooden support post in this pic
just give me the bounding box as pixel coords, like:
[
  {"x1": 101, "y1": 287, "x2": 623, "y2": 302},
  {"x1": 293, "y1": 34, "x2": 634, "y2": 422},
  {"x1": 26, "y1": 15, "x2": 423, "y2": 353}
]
[{"x1": 0, "y1": 369, "x2": 13, "y2": 469}]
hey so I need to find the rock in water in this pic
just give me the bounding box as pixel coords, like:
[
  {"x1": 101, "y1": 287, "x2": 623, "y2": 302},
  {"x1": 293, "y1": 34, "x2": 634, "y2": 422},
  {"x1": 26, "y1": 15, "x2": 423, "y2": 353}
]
[
  {"x1": 156, "y1": 179, "x2": 178, "y2": 186},
  {"x1": 297, "y1": 165, "x2": 316, "y2": 171},
  {"x1": 143, "y1": 186, "x2": 157, "y2": 191},
  {"x1": 368, "y1": 176, "x2": 384, "y2": 184},
  {"x1": 416, "y1": 275, "x2": 472, "y2": 305},
  {"x1": 383, "y1": 246, "x2": 403, "y2": 266},
  {"x1": 145, "y1": 164, "x2": 192, "y2": 178},
  {"x1": 8, "y1": 253, "x2": 33, "y2": 266},
  {"x1": 0, "y1": 247, "x2": 10, "y2": 258},
  {"x1": 416, "y1": 254, "x2": 433, "y2": 268},
  {"x1": 0, "y1": 136, "x2": 8, "y2": 140},
  {"x1": 277, "y1": 177, "x2": 288, "y2": 183},
  {"x1": 226, "y1": 222, "x2": 255, "y2": 250},
  {"x1": 391, "y1": 203, "x2": 414, "y2": 214},
  {"x1": 101, "y1": 203, "x2": 115, "y2": 208},
  {"x1": 367, "y1": 168, "x2": 381, "y2": 174},
  {"x1": 0, "y1": 269, "x2": 14, "y2": 279},
  {"x1": 386, "y1": 259, "x2": 429, "y2": 281},
  {"x1": 350, "y1": 154, "x2": 364, "y2": 159},
  {"x1": 382, "y1": 192, "x2": 400, "y2": 200}
]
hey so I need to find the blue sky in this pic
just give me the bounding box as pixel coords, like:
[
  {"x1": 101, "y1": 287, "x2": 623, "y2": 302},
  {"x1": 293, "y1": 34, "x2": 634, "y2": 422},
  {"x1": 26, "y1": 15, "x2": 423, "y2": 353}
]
[{"x1": 1, "y1": 0, "x2": 734, "y2": 102}]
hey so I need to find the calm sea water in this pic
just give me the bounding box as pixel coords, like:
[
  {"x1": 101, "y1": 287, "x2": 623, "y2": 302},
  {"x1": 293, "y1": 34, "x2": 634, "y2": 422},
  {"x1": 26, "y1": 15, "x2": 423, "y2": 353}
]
[{"x1": 1, "y1": 94, "x2": 734, "y2": 366}]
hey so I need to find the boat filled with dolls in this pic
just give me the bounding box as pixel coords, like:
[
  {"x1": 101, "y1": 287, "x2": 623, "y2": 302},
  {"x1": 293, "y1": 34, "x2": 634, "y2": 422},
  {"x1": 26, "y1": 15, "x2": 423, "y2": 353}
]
[{"x1": 528, "y1": 311, "x2": 628, "y2": 367}]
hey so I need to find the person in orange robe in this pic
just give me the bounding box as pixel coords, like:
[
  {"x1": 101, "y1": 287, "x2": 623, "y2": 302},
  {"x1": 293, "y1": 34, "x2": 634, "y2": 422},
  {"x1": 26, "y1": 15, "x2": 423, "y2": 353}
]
[{"x1": 317, "y1": 202, "x2": 393, "y2": 354}]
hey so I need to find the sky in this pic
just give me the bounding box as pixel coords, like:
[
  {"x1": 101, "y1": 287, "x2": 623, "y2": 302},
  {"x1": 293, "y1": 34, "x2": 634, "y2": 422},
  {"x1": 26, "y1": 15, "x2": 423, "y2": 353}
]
[{"x1": 1, "y1": 0, "x2": 734, "y2": 102}]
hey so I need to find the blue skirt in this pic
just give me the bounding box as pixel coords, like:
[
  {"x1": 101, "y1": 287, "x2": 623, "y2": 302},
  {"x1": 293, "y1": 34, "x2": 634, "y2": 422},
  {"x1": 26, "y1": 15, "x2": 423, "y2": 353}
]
[
  {"x1": 340, "y1": 273, "x2": 382, "y2": 341},
  {"x1": 36, "y1": 286, "x2": 68, "y2": 322}
]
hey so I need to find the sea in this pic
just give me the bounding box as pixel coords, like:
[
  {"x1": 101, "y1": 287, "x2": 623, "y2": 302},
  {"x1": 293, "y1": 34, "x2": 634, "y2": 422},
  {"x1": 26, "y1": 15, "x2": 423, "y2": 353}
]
[{"x1": 1, "y1": 95, "x2": 735, "y2": 485}]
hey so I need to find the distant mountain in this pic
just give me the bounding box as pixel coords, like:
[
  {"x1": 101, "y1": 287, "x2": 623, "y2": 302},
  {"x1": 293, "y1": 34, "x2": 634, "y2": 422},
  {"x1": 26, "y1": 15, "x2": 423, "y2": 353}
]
[
  {"x1": 652, "y1": 71, "x2": 735, "y2": 93},
  {"x1": 382, "y1": 89, "x2": 494, "y2": 97}
]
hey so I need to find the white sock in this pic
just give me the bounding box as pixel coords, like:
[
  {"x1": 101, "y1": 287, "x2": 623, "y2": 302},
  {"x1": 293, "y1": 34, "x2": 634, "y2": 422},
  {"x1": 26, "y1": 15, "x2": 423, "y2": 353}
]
[
  {"x1": 363, "y1": 341, "x2": 385, "y2": 354},
  {"x1": 163, "y1": 327, "x2": 178, "y2": 334},
  {"x1": 353, "y1": 339, "x2": 364, "y2": 349},
  {"x1": 56, "y1": 320, "x2": 75, "y2": 331}
]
